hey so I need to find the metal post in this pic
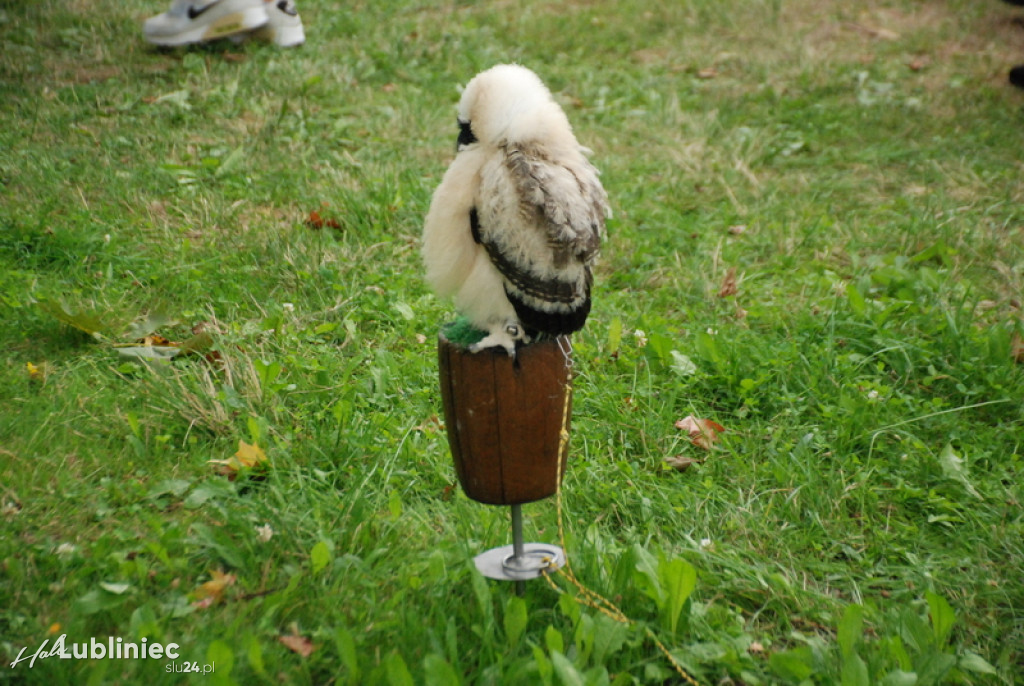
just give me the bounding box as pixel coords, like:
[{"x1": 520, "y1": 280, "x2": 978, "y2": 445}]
[
  {"x1": 511, "y1": 504, "x2": 525, "y2": 558},
  {"x1": 510, "y1": 504, "x2": 525, "y2": 596}
]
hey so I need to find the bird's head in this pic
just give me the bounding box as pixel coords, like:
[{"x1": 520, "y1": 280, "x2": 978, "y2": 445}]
[{"x1": 455, "y1": 64, "x2": 575, "y2": 152}]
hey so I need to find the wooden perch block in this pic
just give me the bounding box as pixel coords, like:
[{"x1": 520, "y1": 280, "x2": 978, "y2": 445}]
[{"x1": 438, "y1": 332, "x2": 571, "y2": 505}]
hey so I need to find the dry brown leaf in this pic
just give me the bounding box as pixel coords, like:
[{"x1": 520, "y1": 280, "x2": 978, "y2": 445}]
[
  {"x1": 305, "y1": 208, "x2": 341, "y2": 231},
  {"x1": 191, "y1": 569, "x2": 236, "y2": 608},
  {"x1": 414, "y1": 415, "x2": 443, "y2": 433},
  {"x1": 235, "y1": 441, "x2": 267, "y2": 467},
  {"x1": 441, "y1": 483, "x2": 456, "y2": 502},
  {"x1": 696, "y1": 67, "x2": 718, "y2": 79},
  {"x1": 675, "y1": 415, "x2": 725, "y2": 450},
  {"x1": 209, "y1": 440, "x2": 268, "y2": 479},
  {"x1": 142, "y1": 334, "x2": 172, "y2": 347},
  {"x1": 664, "y1": 455, "x2": 703, "y2": 472},
  {"x1": 718, "y1": 267, "x2": 738, "y2": 298},
  {"x1": 278, "y1": 634, "x2": 316, "y2": 658}
]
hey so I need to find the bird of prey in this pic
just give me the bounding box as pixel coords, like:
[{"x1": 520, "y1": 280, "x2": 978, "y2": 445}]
[{"x1": 422, "y1": 64, "x2": 610, "y2": 356}]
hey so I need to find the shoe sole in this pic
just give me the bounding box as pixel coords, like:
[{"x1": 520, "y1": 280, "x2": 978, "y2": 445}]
[
  {"x1": 146, "y1": 6, "x2": 268, "y2": 46},
  {"x1": 250, "y1": 22, "x2": 305, "y2": 47}
]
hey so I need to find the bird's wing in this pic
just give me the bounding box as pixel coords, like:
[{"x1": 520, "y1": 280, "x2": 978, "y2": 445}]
[
  {"x1": 472, "y1": 143, "x2": 607, "y2": 333},
  {"x1": 502, "y1": 143, "x2": 607, "y2": 266}
]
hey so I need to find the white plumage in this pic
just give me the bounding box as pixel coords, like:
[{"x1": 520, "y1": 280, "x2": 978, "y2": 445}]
[{"x1": 423, "y1": 64, "x2": 610, "y2": 355}]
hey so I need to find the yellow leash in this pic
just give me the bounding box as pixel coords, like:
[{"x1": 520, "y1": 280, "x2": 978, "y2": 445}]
[{"x1": 542, "y1": 340, "x2": 702, "y2": 686}]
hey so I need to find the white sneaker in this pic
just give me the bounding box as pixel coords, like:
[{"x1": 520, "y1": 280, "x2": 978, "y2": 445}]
[
  {"x1": 251, "y1": 0, "x2": 305, "y2": 47},
  {"x1": 143, "y1": 0, "x2": 269, "y2": 46}
]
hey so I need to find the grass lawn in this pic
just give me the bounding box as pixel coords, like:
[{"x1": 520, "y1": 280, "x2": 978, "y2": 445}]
[{"x1": 2, "y1": 0, "x2": 1023, "y2": 683}]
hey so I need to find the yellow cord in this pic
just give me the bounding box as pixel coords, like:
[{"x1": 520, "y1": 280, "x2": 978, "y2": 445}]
[{"x1": 542, "y1": 348, "x2": 702, "y2": 686}]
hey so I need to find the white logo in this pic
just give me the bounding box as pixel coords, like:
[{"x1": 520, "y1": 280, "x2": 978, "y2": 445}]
[{"x1": 10, "y1": 635, "x2": 181, "y2": 669}]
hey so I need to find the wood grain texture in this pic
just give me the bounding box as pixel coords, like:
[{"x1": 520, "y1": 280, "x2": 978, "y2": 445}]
[{"x1": 438, "y1": 333, "x2": 571, "y2": 505}]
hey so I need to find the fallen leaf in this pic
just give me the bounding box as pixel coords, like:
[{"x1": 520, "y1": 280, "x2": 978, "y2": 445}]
[
  {"x1": 728, "y1": 224, "x2": 747, "y2": 235},
  {"x1": 306, "y1": 210, "x2": 325, "y2": 229},
  {"x1": 670, "y1": 350, "x2": 697, "y2": 377},
  {"x1": 305, "y1": 209, "x2": 341, "y2": 230},
  {"x1": 908, "y1": 57, "x2": 928, "y2": 72},
  {"x1": 191, "y1": 569, "x2": 236, "y2": 607},
  {"x1": 125, "y1": 311, "x2": 179, "y2": 340},
  {"x1": 675, "y1": 415, "x2": 725, "y2": 450},
  {"x1": 178, "y1": 331, "x2": 214, "y2": 356},
  {"x1": 696, "y1": 67, "x2": 718, "y2": 79},
  {"x1": 664, "y1": 455, "x2": 702, "y2": 472},
  {"x1": 209, "y1": 440, "x2": 268, "y2": 479},
  {"x1": 27, "y1": 362, "x2": 43, "y2": 382},
  {"x1": 115, "y1": 345, "x2": 180, "y2": 363},
  {"x1": 939, "y1": 443, "x2": 981, "y2": 499},
  {"x1": 235, "y1": 440, "x2": 267, "y2": 467},
  {"x1": 278, "y1": 634, "x2": 316, "y2": 658},
  {"x1": 36, "y1": 300, "x2": 108, "y2": 337},
  {"x1": 718, "y1": 267, "x2": 738, "y2": 298},
  {"x1": 441, "y1": 483, "x2": 456, "y2": 501},
  {"x1": 414, "y1": 415, "x2": 443, "y2": 433}
]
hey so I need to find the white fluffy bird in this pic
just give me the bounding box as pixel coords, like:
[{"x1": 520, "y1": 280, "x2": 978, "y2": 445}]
[{"x1": 422, "y1": 64, "x2": 610, "y2": 355}]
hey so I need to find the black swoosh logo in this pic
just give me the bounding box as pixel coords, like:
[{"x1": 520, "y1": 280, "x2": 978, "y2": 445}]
[{"x1": 187, "y1": 1, "x2": 221, "y2": 19}]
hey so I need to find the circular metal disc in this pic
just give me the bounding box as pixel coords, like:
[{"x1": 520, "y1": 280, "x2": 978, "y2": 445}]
[{"x1": 474, "y1": 543, "x2": 566, "y2": 581}]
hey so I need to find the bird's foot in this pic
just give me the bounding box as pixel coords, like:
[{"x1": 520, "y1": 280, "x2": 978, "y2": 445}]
[{"x1": 469, "y1": 322, "x2": 529, "y2": 357}]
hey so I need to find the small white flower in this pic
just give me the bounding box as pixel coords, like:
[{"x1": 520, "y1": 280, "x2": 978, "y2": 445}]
[
  {"x1": 255, "y1": 524, "x2": 274, "y2": 543},
  {"x1": 699, "y1": 538, "x2": 713, "y2": 550},
  {"x1": 633, "y1": 329, "x2": 648, "y2": 347},
  {"x1": 706, "y1": 327, "x2": 718, "y2": 335},
  {"x1": 282, "y1": 303, "x2": 295, "y2": 312},
  {"x1": 866, "y1": 389, "x2": 880, "y2": 401},
  {"x1": 103, "y1": 234, "x2": 111, "y2": 243},
  {"x1": 55, "y1": 543, "x2": 77, "y2": 557}
]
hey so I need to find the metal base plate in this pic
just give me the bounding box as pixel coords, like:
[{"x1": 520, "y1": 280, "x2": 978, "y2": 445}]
[{"x1": 474, "y1": 543, "x2": 565, "y2": 581}]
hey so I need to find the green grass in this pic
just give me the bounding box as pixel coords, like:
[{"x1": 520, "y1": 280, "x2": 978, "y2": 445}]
[{"x1": 2, "y1": 0, "x2": 1023, "y2": 683}]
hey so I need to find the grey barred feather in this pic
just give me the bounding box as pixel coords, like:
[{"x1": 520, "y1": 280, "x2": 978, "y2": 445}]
[
  {"x1": 503, "y1": 144, "x2": 604, "y2": 264},
  {"x1": 475, "y1": 141, "x2": 607, "y2": 319}
]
